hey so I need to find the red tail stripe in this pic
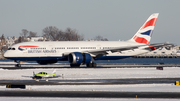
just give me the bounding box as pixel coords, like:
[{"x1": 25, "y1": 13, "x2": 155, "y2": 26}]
[
  {"x1": 140, "y1": 18, "x2": 157, "y2": 30},
  {"x1": 133, "y1": 36, "x2": 149, "y2": 44}
]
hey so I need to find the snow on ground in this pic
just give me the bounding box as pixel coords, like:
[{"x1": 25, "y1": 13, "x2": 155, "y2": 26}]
[
  {"x1": 1, "y1": 61, "x2": 180, "y2": 100},
  {"x1": 1, "y1": 84, "x2": 180, "y2": 92},
  {"x1": 24, "y1": 84, "x2": 180, "y2": 92},
  {"x1": 1, "y1": 66, "x2": 180, "y2": 92},
  {"x1": 1, "y1": 97, "x2": 180, "y2": 101},
  {"x1": 0, "y1": 67, "x2": 180, "y2": 80},
  {"x1": 1, "y1": 63, "x2": 180, "y2": 100}
]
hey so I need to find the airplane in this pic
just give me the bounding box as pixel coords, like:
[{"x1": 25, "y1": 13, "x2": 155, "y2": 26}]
[
  {"x1": 4, "y1": 13, "x2": 166, "y2": 67},
  {"x1": 22, "y1": 70, "x2": 61, "y2": 79}
]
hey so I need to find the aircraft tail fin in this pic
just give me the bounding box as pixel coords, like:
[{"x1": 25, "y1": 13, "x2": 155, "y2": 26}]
[
  {"x1": 52, "y1": 69, "x2": 56, "y2": 74},
  {"x1": 129, "y1": 13, "x2": 159, "y2": 44}
]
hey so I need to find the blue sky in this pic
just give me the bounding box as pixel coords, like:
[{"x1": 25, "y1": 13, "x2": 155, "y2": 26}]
[{"x1": 0, "y1": 0, "x2": 180, "y2": 44}]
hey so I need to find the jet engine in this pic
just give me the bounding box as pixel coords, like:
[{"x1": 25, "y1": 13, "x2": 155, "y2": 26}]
[{"x1": 68, "y1": 52, "x2": 92, "y2": 65}]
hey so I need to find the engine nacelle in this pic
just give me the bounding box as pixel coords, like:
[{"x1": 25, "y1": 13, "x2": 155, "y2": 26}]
[
  {"x1": 37, "y1": 60, "x2": 58, "y2": 65},
  {"x1": 68, "y1": 52, "x2": 92, "y2": 64}
]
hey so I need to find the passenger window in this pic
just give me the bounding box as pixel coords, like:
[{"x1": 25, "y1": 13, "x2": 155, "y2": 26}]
[{"x1": 12, "y1": 48, "x2": 15, "y2": 50}]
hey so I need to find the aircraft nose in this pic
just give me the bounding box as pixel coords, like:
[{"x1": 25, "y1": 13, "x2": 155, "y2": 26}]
[{"x1": 3, "y1": 51, "x2": 8, "y2": 59}]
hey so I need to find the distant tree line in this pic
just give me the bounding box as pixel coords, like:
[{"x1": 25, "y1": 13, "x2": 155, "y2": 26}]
[
  {"x1": 93, "y1": 35, "x2": 108, "y2": 41},
  {"x1": 16, "y1": 29, "x2": 37, "y2": 43},
  {"x1": 14, "y1": 26, "x2": 109, "y2": 43},
  {"x1": 42, "y1": 26, "x2": 84, "y2": 41}
]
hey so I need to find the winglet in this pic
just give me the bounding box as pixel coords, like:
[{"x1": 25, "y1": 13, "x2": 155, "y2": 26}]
[{"x1": 129, "y1": 13, "x2": 159, "y2": 44}]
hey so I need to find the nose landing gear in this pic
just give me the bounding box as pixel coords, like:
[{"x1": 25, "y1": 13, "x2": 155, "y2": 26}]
[
  {"x1": 15, "y1": 60, "x2": 21, "y2": 67},
  {"x1": 15, "y1": 63, "x2": 21, "y2": 67}
]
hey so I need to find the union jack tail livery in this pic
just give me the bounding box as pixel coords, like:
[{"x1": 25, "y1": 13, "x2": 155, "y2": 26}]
[{"x1": 129, "y1": 13, "x2": 159, "y2": 44}]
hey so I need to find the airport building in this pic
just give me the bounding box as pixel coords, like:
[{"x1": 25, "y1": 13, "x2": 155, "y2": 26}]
[{"x1": 136, "y1": 45, "x2": 180, "y2": 58}]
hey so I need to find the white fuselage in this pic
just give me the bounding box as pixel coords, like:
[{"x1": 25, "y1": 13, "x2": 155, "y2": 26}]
[
  {"x1": 4, "y1": 41, "x2": 150, "y2": 61},
  {"x1": 2, "y1": 13, "x2": 159, "y2": 67}
]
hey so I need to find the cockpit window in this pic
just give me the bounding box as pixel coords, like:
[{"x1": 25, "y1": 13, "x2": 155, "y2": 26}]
[{"x1": 8, "y1": 48, "x2": 15, "y2": 50}]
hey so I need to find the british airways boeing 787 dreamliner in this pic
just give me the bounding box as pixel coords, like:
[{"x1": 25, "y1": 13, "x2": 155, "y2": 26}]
[{"x1": 4, "y1": 13, "x2": 163, "y2": 67}]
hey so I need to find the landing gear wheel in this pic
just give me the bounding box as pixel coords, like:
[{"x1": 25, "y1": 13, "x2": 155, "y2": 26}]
[
  {"x1": 70, "y1": 64, "x2": 80, "y2": 67},
  {"x1": 15, "y1": 64, "x2": 21, "y2": 67},
  {"x1": 86, "y1": 63, "x2": 97, "y2": 67},
  {"x1": 86, "y1": 63, "x2": 92, "y2": 67},
  {"x1": 92, "y1": 63, "x2": 97, "y2": 67}
]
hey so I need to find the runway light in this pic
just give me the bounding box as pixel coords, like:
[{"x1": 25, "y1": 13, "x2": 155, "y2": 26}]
[
  {"x1": 175, "y1": 81, "x2": 180, "y2": 85},
  {"x1": 156, "y1": 67, "x2": 163, "y2": 70}
]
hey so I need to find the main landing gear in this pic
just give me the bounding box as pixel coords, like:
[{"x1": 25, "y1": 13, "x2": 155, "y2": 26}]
[
  {"x1": 86, "y1": 58, "x2": 97, "y2": 67},
  {"x1": 70, "y1": 64, "x2": 81, "y2": 67},
  {"x1": 70, "y1": 62, "x2": 97, "y2": 67},
  {"x1": 86, "y1": 63, "x2": 97, "y2": 67}
]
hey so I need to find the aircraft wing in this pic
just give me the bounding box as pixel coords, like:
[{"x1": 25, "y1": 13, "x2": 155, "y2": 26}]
[
  {"x1": 62, "y1": 42, "x2": 174, "y2": 58},
  {"x1": 83, "y1": 45, "x2": 145, "y2": 56},
  {"x1": 43, "y1": 75, "x2": 61, "y2": 78},
  {"x1": 32, "y1": 75, "x2": 61, "y2": 79},
  {"x1": 83, "y1": 43, "x2": 174, "y2": 57},
  {"x1": 22, "y1": 75, "x2": 34, "y2": 78}
]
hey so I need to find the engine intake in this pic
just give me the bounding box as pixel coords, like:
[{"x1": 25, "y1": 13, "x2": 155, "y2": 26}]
[{"x1": 68, "y1": 52, "x2": 91, "y2": 64}]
